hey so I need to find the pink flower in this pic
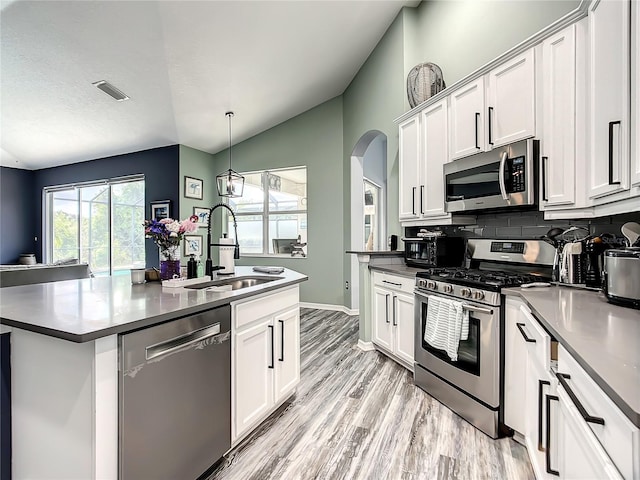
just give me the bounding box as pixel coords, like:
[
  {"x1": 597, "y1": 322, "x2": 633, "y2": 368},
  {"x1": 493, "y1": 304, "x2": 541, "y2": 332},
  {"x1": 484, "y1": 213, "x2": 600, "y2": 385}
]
[{"x1": 180, "y1": 218, "x2": 197, "y2": 233}]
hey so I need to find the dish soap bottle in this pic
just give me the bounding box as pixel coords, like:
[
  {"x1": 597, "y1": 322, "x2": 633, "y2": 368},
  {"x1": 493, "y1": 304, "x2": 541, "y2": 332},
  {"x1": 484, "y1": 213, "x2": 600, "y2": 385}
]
[{"x1": 196, "y1": 256, "x2": 204, "y2": 278}]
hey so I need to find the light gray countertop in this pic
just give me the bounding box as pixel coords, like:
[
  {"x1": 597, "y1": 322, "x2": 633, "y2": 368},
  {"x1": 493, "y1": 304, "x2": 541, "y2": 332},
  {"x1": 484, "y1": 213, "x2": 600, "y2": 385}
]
[
  {"x1": 504, "y1": 286, "x2": 640, "y2": 428},
  {"x1": 0, "y1": 266, "x2": 307, "y2": 343}
]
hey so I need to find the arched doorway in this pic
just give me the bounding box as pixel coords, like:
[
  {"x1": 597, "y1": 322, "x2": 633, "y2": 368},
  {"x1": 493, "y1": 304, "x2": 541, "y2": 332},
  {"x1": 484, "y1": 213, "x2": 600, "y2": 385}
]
[{"x1": 349, "y1": 130, "x2": 387, "y2": 311}]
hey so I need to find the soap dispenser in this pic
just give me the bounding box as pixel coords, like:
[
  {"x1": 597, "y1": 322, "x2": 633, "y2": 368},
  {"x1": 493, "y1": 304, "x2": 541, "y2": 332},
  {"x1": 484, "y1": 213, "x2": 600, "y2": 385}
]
[{"x1": 187, "y1": 254, "x2": 197, "y2": 279}]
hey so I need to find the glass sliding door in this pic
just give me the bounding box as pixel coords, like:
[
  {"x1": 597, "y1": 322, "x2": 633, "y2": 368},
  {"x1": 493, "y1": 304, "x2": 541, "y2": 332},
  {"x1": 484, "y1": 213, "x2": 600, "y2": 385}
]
[{"x1": 45, "y1": 176, "x2": 145, "y2": 275}]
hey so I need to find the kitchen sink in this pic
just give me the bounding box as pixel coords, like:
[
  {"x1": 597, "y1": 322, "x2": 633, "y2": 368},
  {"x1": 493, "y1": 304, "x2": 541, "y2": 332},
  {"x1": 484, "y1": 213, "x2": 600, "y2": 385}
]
[{"x1": 185, "y1": 275, "x2": 282, "y2": 291}]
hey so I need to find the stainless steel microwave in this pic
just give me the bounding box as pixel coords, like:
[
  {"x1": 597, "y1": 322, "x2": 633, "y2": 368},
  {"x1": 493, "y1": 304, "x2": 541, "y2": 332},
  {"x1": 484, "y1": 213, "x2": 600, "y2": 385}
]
[{"x1": 443, "y1": 139, "x2": 538, "y2": 213}]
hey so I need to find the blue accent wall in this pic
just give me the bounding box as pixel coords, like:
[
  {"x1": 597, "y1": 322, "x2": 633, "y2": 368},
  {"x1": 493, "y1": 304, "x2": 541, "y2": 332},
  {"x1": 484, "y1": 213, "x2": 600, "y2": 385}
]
[
  {"x1": 0, "y1": 167, "x2": 36, "y2": 264},
  {"x1": 32, "y1": 145, "x2": 180, "y2": 267}
]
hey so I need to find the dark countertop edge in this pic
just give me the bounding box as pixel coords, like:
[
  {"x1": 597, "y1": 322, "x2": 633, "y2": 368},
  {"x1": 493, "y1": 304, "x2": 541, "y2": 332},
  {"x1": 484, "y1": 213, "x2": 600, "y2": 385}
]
[
  {"x1": 345, "y1": 250, "x2": 403, "y2": 256},
  {"x1": 0, "y1": 276, "x2": 308, "y2": 344},
  {"x1": 368, "y1": 264, "x2": 422, "y2": 279},
  {"x1": 503, "y1": 288, "x2": 640, "y2": 429}
]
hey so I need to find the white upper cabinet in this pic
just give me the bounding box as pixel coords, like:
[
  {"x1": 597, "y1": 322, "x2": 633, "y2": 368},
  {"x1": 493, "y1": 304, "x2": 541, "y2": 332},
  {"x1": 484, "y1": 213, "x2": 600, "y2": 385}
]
[
  {"x1": 487, "y1": 49, "x2": 536, "y2": 148},
  {"x1": 421, "y1": 99, "x2": 449, "y2": 218},
  {"x1": 631, "y1": 0, "x2": 640, "y2": 189},
  {"x1": 398, "y1": 116, "x2": 421, "y2": 220},
  {"x1": 449, "y1": 77, "x2": 486, "y2": 160},
  {"x1": 398, "y1": 100, "x2": 475, "y2": 226},
  {"x1": 540, "y1": 24, "x2": 578, "y2": 208},
  {"x1": 448, "y1": 49, "x2": 535, "y2": 162},
  {"x1": 588, "y1": 0, "x2": 631, "y2": 200}
]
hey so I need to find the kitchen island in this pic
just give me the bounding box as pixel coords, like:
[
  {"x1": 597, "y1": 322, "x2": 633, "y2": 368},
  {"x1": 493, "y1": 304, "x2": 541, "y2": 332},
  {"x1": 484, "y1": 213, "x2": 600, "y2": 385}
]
[{"x1": 0, "y1": 267, "x2": 307, "y2": 480}]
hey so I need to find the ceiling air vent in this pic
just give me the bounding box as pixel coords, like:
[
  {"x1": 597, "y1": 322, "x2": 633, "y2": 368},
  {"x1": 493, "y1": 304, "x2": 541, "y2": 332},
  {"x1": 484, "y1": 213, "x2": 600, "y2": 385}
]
[{"x1": 92, "y1": 80, "x2": 129, "y2": 101}]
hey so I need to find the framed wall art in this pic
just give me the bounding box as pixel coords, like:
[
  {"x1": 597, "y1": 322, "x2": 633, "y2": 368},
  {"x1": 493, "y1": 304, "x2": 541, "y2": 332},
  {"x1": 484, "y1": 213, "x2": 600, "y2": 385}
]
[
  {"x1": 193, "y1": 207, "x2": 210, "y2": 228},
  {"x1": 184, "y1": 176, "x2": 203, "y2": 200},
  {"x1": 183, "y1": 235, "x2": 203, "y2": 257},
  {"x1": 150, "y1": 200, "x2": 171, "y2": 221}
]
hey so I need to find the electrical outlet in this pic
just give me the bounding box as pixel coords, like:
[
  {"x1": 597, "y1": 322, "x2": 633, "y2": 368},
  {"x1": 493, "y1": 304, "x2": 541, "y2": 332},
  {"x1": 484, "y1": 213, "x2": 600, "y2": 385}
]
[{"x1": 345, "y1": 281, "x2": 349, "y2": 290}]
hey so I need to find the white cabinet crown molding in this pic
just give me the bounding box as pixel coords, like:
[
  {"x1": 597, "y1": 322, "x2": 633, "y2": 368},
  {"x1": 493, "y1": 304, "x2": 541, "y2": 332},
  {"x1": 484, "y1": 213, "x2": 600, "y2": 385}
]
[{"x1": 394, "y1": 0, "x2": 591, "y2": 125}]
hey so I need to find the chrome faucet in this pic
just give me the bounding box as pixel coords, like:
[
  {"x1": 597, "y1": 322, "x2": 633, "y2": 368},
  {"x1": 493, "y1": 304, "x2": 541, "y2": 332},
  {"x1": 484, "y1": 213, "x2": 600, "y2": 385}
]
[{"x1": 205, "y1": 203, "x2": 240, "y2": 277}]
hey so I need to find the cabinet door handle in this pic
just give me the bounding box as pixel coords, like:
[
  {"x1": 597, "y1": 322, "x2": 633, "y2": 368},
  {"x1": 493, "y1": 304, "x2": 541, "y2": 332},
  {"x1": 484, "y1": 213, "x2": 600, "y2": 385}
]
[
  {"x1": 392, "y1": 296, "x2": 397, "y2": 326},
  {"x1": 545, "y1": 394, "x2": 560, "y2": 476},
  {"x1": 412, "y1": 186, "x2": 416, "y2": 215},
  {"x1": 385, "y1": 294, "x2": 390, "y2": 323},
  {"x1": 475, "y1": 112, "x2": 480, "y2": 149},
  {"x1": 608, "y1": 121, "x2": 621, "y2": 185},
  {"x1": 420, "y1": 185, "x2": 424, "y2": 214},
  {"x1": 538, "y1": 379, "x2": 550, "y2": 451},
  {"x1": 541, "y1": 156, "x2": 549, "y2": 201},
  {"x1": 268, "y1": 325, "x2": 274, "y2": 369},
  {"x1": 488, "y1": 107, "x2": 494, "y2": 145},
  {"x1": 516, "y1": 322, "x2": 536, "y2": 343},
  {"x1": 556, "y1": 372, "x2": 605, "y2": 425},
  {"x1": 278, "y1": 319, "x2": 284, "y2": 362}
]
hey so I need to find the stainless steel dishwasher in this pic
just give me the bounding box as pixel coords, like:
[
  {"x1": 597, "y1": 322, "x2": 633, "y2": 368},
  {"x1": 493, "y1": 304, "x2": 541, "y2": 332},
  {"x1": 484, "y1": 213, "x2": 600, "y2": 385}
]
[{"x1": 119, "y1": 305, "x2": 231, "y2": 480}]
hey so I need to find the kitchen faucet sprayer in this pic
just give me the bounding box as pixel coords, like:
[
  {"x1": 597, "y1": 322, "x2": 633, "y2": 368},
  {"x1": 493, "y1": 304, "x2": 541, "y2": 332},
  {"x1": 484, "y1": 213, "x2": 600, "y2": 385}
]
[{"x1": 205, "y1": 203, "x2": 240, "y2": 277}]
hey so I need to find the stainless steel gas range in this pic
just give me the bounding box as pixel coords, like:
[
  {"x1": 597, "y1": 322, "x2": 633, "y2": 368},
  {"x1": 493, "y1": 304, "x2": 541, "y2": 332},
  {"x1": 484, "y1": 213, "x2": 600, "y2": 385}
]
[{"x1": 413, "y1": 238, "x2": 555, "y2": 438}]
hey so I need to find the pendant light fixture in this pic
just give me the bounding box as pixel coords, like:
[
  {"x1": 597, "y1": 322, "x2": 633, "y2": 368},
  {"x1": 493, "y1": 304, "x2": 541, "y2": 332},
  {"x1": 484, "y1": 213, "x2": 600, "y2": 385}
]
[{"x1": 216, "y1": 111, "x2": 244, "y2": 198}]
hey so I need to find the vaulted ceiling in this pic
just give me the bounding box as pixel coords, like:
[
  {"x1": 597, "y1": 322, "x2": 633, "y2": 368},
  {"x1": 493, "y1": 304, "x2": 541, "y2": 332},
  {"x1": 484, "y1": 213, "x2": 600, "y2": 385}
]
[{"x1": 1, "y1": 0, "x2": 418, "y2": 170}]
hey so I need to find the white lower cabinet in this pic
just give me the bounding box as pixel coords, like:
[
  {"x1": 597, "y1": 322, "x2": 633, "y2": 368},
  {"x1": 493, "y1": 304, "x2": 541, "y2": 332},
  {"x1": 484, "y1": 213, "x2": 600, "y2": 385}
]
[
  {"x1": 505, "y1": 297, "x2": 639, "y2": 480},
  {"x1": 371, "y1": 271, "x2": 414, "y2": 370},
  {"x1": 557, "y1": 385, "x2": 622, "y2": 480},
  {"x1": 232, "y1": 286, "x2": 300, "y2": 443},
  {"x1": 505, "y1": 298, "x2": 557, "y2": 480}
]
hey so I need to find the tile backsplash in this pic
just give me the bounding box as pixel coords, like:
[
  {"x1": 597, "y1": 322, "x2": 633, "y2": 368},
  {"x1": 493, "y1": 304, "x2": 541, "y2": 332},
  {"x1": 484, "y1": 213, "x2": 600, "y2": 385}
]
[{"x1": 406, "y1": 210, "x2": 640, "y2": 242}]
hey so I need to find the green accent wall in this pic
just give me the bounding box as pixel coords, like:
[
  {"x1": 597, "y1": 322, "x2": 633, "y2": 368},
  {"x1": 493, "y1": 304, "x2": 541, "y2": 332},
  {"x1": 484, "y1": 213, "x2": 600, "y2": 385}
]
[
  {"x1": 178, "y1": 145, "x2": 217, "y2": 264},
  {"x1": 211, "y1": 97, "x2": 344, "y2": 306},
  {"x1": 177, "y1": 0, "x2": 582, "y2": 308},
  {"x1": 410, "y1": 1, "x2": 580, "y2": 89}
]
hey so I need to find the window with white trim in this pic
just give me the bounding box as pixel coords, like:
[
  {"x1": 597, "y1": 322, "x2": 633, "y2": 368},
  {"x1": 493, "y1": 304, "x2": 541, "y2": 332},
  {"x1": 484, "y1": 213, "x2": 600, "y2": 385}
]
[
  {"x1": 228, "y1": 167, "x2": 307, "y2": 256},
  {"x1": 44, "y1": 175, "x2": 145, "y2": 275}
]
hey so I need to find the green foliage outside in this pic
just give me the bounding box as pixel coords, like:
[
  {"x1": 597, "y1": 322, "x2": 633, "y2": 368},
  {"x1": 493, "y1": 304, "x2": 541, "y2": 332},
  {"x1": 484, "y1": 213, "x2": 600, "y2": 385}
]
[{"x1": 51, "y1": 180, "x2": 145, "y2": 274}]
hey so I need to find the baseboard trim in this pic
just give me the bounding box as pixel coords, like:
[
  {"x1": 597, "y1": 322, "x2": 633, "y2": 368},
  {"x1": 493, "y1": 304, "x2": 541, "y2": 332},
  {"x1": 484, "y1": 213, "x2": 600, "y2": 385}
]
[
  {"x1": 299, "y1": 302, "x2": 359, "y2": 316},
  {"x1": 357, "y1": 340, "x2": 375, "y2": 351}
]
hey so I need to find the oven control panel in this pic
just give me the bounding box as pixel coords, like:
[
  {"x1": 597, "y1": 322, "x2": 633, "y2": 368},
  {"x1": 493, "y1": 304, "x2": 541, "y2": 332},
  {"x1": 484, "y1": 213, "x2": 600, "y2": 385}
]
[
  {"x1": 415, "y1": 279, "x2": 499, "y2": 306},
  {"x1": 490, "y1": 241, "x2": 525, "y2": 254}
]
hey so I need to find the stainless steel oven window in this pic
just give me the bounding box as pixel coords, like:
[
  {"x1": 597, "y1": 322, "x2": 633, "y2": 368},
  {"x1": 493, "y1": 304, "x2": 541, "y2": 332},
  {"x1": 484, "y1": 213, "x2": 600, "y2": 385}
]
[{"x1": 417, "y1": 297, "x2": 481, "y2": 376}]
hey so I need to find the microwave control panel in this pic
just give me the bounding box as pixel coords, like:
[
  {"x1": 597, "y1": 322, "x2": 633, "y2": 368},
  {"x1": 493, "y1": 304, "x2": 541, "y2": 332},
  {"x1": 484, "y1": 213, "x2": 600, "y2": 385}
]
[{"x1": 508, "y1": 156, "x2": 526, "y2": 193}]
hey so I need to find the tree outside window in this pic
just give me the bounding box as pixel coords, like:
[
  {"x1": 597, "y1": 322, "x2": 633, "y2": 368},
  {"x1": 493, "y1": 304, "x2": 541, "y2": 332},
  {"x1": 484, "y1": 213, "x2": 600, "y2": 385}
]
[{"x1": 45, "y1": 176, "x2": 145, "y2": 275}]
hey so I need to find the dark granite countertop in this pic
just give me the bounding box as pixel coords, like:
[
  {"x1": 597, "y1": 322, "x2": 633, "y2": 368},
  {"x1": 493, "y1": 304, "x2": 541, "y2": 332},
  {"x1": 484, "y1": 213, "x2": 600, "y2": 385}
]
[
  {"x1": 504, "y1": 286, "x2": 640, "y2": 428},
  {"x1": 0, "y1": 266, "x2": 307, "y2": 343},
  {"x1": 346, "y1": 250, "x2": 404, "y2": 256},
  {"x1": 368, "y1": 263, "x2": 423, "y2": 279}
]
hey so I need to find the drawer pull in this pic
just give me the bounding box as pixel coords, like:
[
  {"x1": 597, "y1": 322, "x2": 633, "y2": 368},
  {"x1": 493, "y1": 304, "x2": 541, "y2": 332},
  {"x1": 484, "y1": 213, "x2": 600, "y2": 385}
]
[
  {"x1": 382, "y1": 280, "x2": 402, "y2": 287},
  {"x1": 545, "y1": 394, "x2": 560, "y2": 476},
  {"x1": 538, "y1": 379, "x2": 550, "y2": 451},
  {"x1": 516, "y1": 322, "x2": 536, "y2": 343},
  {"x1": 556, "y1": 372, "x2": 605, "y2": 425},
  {"x1": 385, "y1": 294, "x2": 390, "y2": 324}
]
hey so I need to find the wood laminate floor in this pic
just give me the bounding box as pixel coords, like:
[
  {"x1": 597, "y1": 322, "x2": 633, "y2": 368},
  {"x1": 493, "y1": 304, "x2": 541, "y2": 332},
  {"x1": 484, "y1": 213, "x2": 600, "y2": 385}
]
[{"x1": 207, "y1": 308, "x2": 534, "y2": 480}]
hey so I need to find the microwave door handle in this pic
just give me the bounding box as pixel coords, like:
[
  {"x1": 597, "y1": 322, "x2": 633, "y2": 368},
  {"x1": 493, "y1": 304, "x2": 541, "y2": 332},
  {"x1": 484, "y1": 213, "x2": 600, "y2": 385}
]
[{"x1": 498, "y1": 151, "x2": 509, "y2": 201}]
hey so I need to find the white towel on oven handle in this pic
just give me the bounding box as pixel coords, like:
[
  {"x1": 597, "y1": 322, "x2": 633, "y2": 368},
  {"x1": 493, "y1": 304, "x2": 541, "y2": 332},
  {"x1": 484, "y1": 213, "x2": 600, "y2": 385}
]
[{"x1": 424, "y1": 295, "x2": 469, "y2": 362}]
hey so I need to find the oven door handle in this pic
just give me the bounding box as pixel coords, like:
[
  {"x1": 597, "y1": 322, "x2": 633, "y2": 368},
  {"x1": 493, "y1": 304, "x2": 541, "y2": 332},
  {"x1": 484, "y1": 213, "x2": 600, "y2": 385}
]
[
  {"x1": 462, "y1": 304, "x2": 493, "y2": 315},
  {"x1": 414, "y1": 291, "x2": 494, "y2": 316},
  {"x1": 499, "y1": 151, "x2": 509, "y2": 201}
]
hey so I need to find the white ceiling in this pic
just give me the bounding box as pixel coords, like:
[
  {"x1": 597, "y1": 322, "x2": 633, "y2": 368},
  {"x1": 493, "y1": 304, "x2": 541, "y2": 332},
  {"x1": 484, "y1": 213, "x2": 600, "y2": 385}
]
[{"x1": 0, "y1": 0, "x2": 418, "y2": 170}]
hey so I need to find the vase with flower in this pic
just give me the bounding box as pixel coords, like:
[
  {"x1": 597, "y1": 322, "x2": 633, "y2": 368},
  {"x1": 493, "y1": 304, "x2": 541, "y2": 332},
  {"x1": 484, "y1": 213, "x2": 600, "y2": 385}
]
[{"x1": 143, "y1": 216, "x2": 198, "y2": 280}]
